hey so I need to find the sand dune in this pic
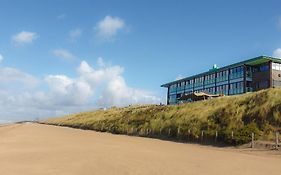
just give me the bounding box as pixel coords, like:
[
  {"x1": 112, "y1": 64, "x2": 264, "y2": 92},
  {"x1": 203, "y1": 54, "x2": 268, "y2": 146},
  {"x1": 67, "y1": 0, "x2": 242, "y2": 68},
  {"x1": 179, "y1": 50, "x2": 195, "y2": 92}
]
[{"x1": 0, "y1": 123, "x2": 281, "y2": 175}]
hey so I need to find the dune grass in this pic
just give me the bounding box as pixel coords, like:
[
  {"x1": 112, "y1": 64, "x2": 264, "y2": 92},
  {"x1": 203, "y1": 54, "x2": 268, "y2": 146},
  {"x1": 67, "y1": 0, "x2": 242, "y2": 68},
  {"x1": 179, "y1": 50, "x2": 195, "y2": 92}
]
[{"x1": 43, "y1": 88, "x2": 281, "y2": 145}]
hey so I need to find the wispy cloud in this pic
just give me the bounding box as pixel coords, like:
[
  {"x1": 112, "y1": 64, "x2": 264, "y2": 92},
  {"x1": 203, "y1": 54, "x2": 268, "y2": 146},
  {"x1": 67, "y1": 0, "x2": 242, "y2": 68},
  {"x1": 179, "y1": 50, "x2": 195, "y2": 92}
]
[
  {"x1": 69, "y1": 28, "x2": 82, "y2": 41},
  {"x1": 12, "y1": 31, "x2": 38, "y2": 45},
  {"x1": 96, "y1": 15, "x2": 125, "y2": 40},
  {"x1": 0, "y1": 54, "x2": 3, "y2": 63},
  {"x1": 273, "y1": 48, "x2": 281, "y2": 58},
  {"x1": 52, "y1": 49, "x2": 76, "y2": 61},
  {"x1": 57, "y1": 14, "x2": 66, "y2": 20}
]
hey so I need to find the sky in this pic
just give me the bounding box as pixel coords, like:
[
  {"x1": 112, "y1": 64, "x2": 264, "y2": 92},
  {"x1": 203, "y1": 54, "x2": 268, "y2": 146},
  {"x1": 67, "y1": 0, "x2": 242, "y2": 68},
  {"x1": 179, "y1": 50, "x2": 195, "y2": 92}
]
[{"x1": 1, "y1": 0, "x2": 281, "y2": 122}]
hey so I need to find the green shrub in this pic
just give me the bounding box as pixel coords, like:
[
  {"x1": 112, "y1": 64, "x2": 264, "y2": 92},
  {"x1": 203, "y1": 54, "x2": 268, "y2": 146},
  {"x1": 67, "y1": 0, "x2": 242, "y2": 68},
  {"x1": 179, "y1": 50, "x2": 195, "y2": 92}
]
[{"x1": 233, "y1": 123, "x2": 260, "y2": 145}]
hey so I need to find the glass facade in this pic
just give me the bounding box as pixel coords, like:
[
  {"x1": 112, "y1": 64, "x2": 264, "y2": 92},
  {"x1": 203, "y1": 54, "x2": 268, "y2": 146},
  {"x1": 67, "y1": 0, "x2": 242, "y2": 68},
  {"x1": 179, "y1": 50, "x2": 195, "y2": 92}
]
[{"x1": 167, "y1": 65, "x2": 249, "y2": 104}]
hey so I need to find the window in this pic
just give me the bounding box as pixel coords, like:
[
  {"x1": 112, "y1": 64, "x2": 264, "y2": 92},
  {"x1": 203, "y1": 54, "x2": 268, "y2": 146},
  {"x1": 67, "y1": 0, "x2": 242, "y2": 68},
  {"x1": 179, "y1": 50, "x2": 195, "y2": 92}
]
[
  {"x1": 272, "y1": 62, "x2": 281, "y2": 71},
  {"x1": 205, "y1": 73, "x2": 215, "y2": 85},
  {"x1": 230, "y1": 66, "x2": 244, "y2": 79},
  {"x1": 259, "y1": 81, "x2": 269, "y2": 89},
  {"x1": 216, "y1": 70, "x2": 228, "y2": 82},
  {"x1": 194, "y1": 76, "x2": 204, "y2": 87},
  {"x1": 260, "y1": 65, "x2": 269, "y2": 72},
  {"x1": 229, "y1": 81, "x2": 244, "y2": 95}
]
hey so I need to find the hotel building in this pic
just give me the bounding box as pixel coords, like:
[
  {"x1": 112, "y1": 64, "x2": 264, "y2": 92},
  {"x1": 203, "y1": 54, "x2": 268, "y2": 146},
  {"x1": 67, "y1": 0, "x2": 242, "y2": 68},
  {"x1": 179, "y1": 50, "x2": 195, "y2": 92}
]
[{"x1": 161, "y1": 56, "x2": 281, "y2": 105}]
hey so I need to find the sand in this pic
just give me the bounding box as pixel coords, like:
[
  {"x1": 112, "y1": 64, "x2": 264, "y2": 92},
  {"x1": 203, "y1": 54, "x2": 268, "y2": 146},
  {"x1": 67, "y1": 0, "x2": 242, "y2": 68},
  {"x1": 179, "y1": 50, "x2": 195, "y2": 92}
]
[{"x1": 0, "y1": 123, "x2": 281, "y2": 175}]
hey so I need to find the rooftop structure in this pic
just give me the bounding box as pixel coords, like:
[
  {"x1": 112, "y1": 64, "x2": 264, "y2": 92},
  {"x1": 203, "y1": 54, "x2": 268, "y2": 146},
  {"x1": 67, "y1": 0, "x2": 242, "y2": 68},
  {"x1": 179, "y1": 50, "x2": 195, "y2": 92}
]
[{"x1": 161, "y1": 56, "x2": 281, "y2": 105}]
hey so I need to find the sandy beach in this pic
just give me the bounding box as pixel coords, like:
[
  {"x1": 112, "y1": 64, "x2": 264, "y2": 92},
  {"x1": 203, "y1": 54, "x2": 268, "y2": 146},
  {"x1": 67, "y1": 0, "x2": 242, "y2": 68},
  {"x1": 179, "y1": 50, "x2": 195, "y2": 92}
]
[{"x1": 0, "y1": 123, "x2": 281, "y2": 175}]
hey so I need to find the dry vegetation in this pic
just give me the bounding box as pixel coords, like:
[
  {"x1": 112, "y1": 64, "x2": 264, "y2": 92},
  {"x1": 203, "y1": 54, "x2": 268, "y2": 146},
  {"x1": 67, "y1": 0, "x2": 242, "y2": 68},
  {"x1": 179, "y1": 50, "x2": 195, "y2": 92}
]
[{"x1": 43, "y1": 88, "x2": 281, "y2": 145}]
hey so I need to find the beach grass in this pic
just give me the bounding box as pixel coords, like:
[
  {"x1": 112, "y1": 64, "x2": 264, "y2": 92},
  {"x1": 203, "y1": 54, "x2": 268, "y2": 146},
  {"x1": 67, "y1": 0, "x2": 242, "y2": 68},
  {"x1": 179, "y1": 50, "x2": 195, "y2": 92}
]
[{"x1": 43, "y1": 88, "x2": 281, "y2": 144}]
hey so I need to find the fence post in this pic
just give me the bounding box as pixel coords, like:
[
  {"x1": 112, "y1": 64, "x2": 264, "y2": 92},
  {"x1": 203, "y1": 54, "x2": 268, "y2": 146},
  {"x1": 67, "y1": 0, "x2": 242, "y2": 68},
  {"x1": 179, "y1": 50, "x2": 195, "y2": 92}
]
[
  {"x1": 101, "y1": 124, "x2": 104, "y2": 131},
  {"x1": 231, "y1": 131, "x2": 234, "y2": 140},
  {"x1": 168, "y1": 128, "x2": 171, "y2": 136},
  {"x1": 188, "y1": 129, "x2": 191, "y2": 141},
  {"x1": 275, "y1": 132, "x2": 279, "y2": 150},
  {"x1": 177, "y1": 127, "x2": 181, "y2": 138},
  {"x1": 251, "y1": 132, "x2": 255, "y2": 148},
  {"x1": 201, "y1": 130, "x2": 204, "y2": 142},
  {"x1": 215, "y1": 131, "x2": 218, "y2": 142}
]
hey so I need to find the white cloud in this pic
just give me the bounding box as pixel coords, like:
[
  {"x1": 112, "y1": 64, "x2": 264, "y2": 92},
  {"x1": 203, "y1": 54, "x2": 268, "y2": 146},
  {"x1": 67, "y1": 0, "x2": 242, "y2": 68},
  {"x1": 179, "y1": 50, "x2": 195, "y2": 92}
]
[
  {"x1": 69, "y1": 28, "x2": 82, "y2": 41},
  {"x1": 0, "y1": 54, "x2": 3, "y2": 62},
  {"x1": 45, "y1": 75, "x2": 93, "y2": 106},
  {"x1": 273, "y1": 48, "x2": 281, "y2": 58},
  {"x1": 0, "y1": 58, "x2": 161, "y2": 123},
  {"x1": 52, "y1": 49, "x2": 76, "y2": 61},
  {"x1": 0, "y1": 67, "x2": 39, "y2": 89},
  {"x1": 96, "y1": 15, "x2": 125, "y2": 39},
  {"x1": 99, "y1": 76, "x2": 160, "y2": 107},
  {"x1": 12, "y1": 31, "x2": 38, "y2": 45}
]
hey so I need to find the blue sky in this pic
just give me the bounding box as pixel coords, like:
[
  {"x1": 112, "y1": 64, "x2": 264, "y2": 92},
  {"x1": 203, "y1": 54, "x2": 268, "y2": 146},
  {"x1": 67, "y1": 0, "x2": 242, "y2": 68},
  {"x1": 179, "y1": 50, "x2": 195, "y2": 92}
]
[{"x1": 1, "y1": 0, "x2": 281, "y2": 122}]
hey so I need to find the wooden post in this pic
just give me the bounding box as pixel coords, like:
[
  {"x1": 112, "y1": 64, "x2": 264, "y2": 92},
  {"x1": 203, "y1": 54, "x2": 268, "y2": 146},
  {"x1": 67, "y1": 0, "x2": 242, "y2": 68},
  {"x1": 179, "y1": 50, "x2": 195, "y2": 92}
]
[
  {"x1": 188, "y1": 129, "x2": 191, "y2": 141},
  {"x1": 101, "y1": 124, "x2": 104, "y2": 131},
  {"x1": 275, "y1": 132, "x2": 279, "y2": 150},
  {"x1": 201, "y1": 130, "x2": 204, "y2": 142},
  {"x1": 231, "y1": 131, "x2": 234, "y2": 140},
  {"x1": 251, "y1": 133, "x2": 254, "y2": 148},
  {"x1": 215, "y1": 131, "x2": 218, "y2": 142},
  {"x1": 177, "y1": 127, "x2": 180, "y2": 138},
  {"x1": 168, "y1": 128, "x2": 171, "y2": 136}
]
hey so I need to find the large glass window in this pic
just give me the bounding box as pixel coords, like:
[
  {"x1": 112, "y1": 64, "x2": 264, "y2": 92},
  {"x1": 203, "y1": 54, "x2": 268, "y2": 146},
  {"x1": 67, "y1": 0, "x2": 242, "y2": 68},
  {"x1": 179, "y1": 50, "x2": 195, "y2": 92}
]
[
  {"x1": 229, "y1": 81, "x2": 244, "y2": 95},
  {"x1": 246, "y1": 66, "x2": 253, "y2": 78},
  {"x1": 177, "y1": 81, "x2": 185, "y2": 93},
  {"x1": 169, "y1": 94, "x2": 177, "y2": 104},
  {"x1": 254, "y1": 64, "x2": 270, "y2": 72},
  {"x1": 204, "y1": 73, "x2": 216, "y2": 85},
  {"x1": 185, "y1": 79, "x2": 193, "y2": 90},
  {"x1": 169, "y1": 84, "x2": 177, "y2": 93},
  {"x1": 272, "y1": 62, "x2": 281, "y2": 71},
  {"x1": 246, "y1": 81, "x2": 253, "y2": 92},
  {"x1": 204, "y1": 87, "x2": 216, "y2": 94},
  {"x1": 194, "y1": 76, "x2": 204, "y2": 87},
  {"x1": 260, "y1": 65, "x2": 269, "y2": 72},
  {"x1": 216, "y1": 84, "x2": 228, "y2": 95},
  {"x1": 255, "y1": 80, "x2": 269, "y2": 89},
  {"x1": 230, "y1": 66, "x2": 244, "y2": 79},
  {"x1": 216, "y1": 70, "x2": 228, "y2": 82}
]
